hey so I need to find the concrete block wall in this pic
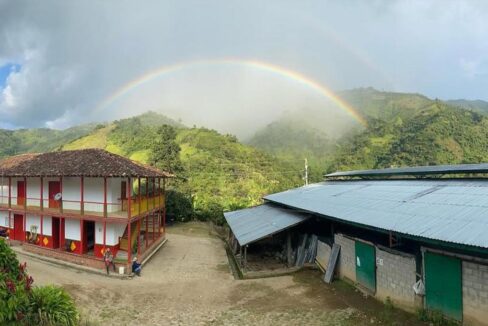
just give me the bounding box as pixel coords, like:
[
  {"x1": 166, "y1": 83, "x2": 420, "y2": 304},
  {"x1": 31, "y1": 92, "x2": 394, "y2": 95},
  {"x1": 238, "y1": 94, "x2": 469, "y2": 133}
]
[
  {"x1": 334, "y1": 233, "x2": 356, "y2": 282},
  {"x1": 462, "y1": 261, "x2": 488, "y2": 325},
  {"x1": 376, "y1": 247, "x2": 417, "y2": 309}
]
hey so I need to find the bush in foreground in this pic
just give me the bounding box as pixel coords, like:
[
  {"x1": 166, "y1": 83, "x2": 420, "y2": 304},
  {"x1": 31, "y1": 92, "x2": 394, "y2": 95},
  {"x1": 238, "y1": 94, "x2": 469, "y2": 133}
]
[{"x1": 0, "y1": 239, "x2": 79, "y2": 325}]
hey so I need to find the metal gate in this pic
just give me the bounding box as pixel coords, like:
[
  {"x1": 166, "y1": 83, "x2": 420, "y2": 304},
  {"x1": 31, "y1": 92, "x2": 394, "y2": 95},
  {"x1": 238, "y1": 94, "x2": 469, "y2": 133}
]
[
  {"x1": 424, "y1": 251, "x2": 462, "y2": 321},
  {"x1": 355, "y1": 241, "x2": 376, "y2": 292}
]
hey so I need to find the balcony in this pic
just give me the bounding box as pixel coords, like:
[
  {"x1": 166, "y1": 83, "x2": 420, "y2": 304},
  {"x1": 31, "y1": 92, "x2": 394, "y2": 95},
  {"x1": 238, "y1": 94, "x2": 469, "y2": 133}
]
[{"x1": 0, "y1": 194, "x2": 164, "y2": 219}]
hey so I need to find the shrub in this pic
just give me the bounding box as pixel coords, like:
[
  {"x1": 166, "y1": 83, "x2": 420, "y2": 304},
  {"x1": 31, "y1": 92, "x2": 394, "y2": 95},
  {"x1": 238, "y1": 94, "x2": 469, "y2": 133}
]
[
  {"x1": 28, "y1": 285, "x2": 79, "y2": 326},
  {"x1": 0, "y1": 239, "x2": 79, "y2": 326}
]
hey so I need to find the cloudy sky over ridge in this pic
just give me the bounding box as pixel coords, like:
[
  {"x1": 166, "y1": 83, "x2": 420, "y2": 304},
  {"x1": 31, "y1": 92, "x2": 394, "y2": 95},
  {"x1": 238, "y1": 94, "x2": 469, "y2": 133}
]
[{"x1": 1, "y1": 0, "x2": 488, "y2": 131}]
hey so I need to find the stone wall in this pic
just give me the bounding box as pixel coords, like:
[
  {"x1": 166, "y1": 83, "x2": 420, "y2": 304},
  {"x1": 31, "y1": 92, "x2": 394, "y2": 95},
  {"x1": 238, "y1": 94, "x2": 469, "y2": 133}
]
[
  {"x1": 376, "y1": 247, "x2": 417, "y2": 309},
  {"x1": 462, "y1": 261, "x2": 488, "y2": 325},
  {"x1": 334, "y1": 233, "x2": 356, "y2": 282}
]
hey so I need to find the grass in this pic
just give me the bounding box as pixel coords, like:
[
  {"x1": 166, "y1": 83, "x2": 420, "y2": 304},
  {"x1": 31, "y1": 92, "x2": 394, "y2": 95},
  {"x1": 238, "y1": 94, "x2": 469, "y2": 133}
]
[{"x1": 62, "y1": 125, "x2": 114, "y2": 150}]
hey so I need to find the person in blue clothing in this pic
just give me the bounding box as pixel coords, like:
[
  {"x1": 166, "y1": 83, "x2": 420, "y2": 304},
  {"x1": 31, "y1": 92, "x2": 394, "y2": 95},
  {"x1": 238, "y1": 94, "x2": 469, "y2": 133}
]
[{"x1": 132, "y1": 257, "x2": 142, "y2": 276}]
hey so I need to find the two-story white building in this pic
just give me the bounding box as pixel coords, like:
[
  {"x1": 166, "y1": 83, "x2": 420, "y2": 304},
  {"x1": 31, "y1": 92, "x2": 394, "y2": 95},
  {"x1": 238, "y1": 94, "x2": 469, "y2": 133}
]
[{"x1": 0, "y1": 149, "x2": 171, "y2": 270}]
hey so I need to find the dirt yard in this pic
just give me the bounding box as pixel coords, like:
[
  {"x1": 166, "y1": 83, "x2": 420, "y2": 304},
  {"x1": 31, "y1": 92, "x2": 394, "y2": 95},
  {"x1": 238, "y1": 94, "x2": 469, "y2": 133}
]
[{"x1": 20, "y1": 222, "x2": 426, "y2": 326}]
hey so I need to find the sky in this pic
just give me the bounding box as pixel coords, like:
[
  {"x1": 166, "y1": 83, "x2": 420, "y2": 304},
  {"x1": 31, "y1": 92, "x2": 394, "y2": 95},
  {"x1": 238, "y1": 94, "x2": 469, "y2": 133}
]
[{"x1": 1, "y1": 0, "x2": 488, "y2": 134}]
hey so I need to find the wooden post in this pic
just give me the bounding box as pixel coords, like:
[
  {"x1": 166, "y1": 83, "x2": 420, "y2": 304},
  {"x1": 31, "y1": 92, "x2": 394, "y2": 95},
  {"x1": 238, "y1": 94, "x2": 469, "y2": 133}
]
[
  {"x1": 137, "y1": 218, "x2": 141, "y2": 257},
  {"x1": 23, "y1": 213, "x2": 26, "y2": 242},
  {"x1": 103, "y1": 177, "x2": 107, "y2": 218},
  {"x1": 40, "y1": 214, "x2": 43, "y2": 245},
  {"x1": 244, "y1": 245, "x2": 247, "y2": 270},
  {"x1": 287, "y1": 230, "x2": 292, "y2": 267},
  {"x1": 145, "y1": 214, "x2": 148, "y2": 250},
  {"x1": 8, "y1": 211, "x2": 11, "y2": 236},
  {"x1": 40, "y1": 177, "x2": 44, "y2": 211},
  {"x1": 23, "y1": 177, "x2": 27, "y2": 210},
  {"x1": 8, "y1": 177, "x2": 11, "y2": 208},
  {"x1": 239, "y1": 246, "x2": 243, "y2": 267},
  {"x1": 59, "y1": 176, "x2": 63, "y2": 213},
  {"x1": 158, "y1": 178, "x2": 161, "y2": 237},
  {"x1": 80, "y1": 177, "x2": 84, "y2": 215},
  {"x1": 162, "y1": 178, "x2": 166, "y2": 233},
  {"x1": 103, "y1": 220, "x2": 106, "y2": 249},
  {"x1": 138, "y1": 177, "x2": 141, "y2": 216},
  {"x1": 80, "y1": 219, "x2": 83, "y2": 254},
  {"x1": 127, "y1": 178, "x2": 132, "y2": 264},
  {"x1": 146, "y1": 177, "x2": 149, "y2": 212},
  {"x1": 127, "y1": 178, "x2": 132, "y2": 219}
]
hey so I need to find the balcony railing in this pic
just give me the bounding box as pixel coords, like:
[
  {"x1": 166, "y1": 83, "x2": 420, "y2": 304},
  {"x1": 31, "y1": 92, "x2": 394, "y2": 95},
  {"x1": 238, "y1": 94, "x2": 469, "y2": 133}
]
[{"x1": 0, "y1": 194, "x2": 164, "y2": 218}]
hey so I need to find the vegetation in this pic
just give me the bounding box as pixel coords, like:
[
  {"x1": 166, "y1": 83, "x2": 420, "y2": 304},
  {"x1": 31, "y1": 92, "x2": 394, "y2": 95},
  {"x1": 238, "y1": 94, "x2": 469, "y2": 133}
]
[
  {"x1": 60, "y1": 113, "x2": 302, "y2": 224},
  {"x1": 0, "y1": 239, "x2": 79, "y2": 325},
  {"x1": 0, "y1": 124, "x2": 96, "y2": 158},
  {"x1": 329, "y1": 101, "x2": 488, "y2": 172}
]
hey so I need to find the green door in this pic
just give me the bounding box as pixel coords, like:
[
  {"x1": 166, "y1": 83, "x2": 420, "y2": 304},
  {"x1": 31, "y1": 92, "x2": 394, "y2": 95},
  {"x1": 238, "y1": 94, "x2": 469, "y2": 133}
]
[
  {"x1": 424, "y1": 252, "x2": 462, "y2": 321},
  {"x1": 355, "y1": 241, "x2": 376, "y2": 292}
]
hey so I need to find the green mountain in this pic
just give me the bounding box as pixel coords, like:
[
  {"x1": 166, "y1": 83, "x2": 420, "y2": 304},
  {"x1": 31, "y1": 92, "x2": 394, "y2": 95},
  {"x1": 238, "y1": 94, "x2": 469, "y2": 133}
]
[
  {"x1": 446, "y1": 99, "x2": 488, "y2": 115},
  {"x1": 61, "y1": 112, "x2": 302, "y2": 221},
  {"x1": 328, "y1": 101, "x2": 488, "y2": 172},
  {"x1": 247, "y1": 108, "x2": 336, "y2": 182},
  {"x1": 0, "y1": 124, "x2": 97, "y2": 158}
]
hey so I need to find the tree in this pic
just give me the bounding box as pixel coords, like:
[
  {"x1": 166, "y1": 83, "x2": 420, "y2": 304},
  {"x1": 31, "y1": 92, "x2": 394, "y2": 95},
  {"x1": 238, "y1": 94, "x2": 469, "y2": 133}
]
[{"x1": 149, "y1": 125, "x2": 184, "y2": 174}]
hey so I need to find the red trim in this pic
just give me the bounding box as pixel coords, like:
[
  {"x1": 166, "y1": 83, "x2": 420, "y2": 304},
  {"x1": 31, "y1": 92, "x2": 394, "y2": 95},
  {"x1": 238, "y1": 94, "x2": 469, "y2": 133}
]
[
  {"x1": 40, "y1": 177, "x2": 43, "y2": 210},
  {"x1": 80, "y1": 176, "x2": 84, "y2": 215},
  {"x1": 103, "y1": 177, "x2": 107, "y2": 217}
]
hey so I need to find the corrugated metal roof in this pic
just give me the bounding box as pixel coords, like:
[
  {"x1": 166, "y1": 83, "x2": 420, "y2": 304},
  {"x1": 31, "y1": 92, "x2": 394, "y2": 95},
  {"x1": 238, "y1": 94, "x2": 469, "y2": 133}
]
[
  {"x1": 224, "y1": 204, "x2": 309, "y2": 246},
  {"x1": 264, "y1": 180, "x2": 488, "y2": 249},
  {"x1": 326, "y1": 163, "x2": 488, "y2": 178}
]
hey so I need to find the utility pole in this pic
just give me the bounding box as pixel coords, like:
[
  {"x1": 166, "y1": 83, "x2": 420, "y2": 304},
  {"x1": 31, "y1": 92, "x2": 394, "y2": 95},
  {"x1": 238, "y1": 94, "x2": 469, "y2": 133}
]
[{"x1": 304, "y1": 158, "x2": 308, "y2": 186}]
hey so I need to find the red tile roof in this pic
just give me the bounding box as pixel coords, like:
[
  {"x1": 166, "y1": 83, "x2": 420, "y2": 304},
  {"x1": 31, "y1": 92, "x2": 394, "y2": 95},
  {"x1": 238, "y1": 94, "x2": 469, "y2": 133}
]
[{"x1": 0, "y1": 149, "x2": 172, "y2": 178}]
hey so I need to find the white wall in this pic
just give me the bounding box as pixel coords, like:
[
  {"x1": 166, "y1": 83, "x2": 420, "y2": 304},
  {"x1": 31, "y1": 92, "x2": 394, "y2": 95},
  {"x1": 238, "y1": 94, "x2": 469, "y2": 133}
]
[
  {"x1": 26, "y1": 215, "x2": 41, "y2": 234},
  {"x1": 42, "y1": 216, "x2": 52, "y2": 236},
  {"x1": 64, "y1": 218, "x2": 81, "y2": 240},
  {"x1": 0, "y1": 211, "x2": 10, "y2": 228},
  {"x1": 95, "y1": 222, "x2": 127, "y2": 246},
  {"x1": 62, "y1": 177, "x2": 81, "y2": 211}
]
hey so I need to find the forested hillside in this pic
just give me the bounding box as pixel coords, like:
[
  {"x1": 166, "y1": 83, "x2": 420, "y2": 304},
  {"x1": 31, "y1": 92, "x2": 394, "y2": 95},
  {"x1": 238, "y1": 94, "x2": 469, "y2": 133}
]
[
  {"x1": 61, "y1": 112, "x2": 302, "y2": 222},
  {"x1": 0, "y1": 124, "x2": 96, "y2": 158},
  {"x1": 328, "y1": 101, "x2": 488, "y2": 172}
]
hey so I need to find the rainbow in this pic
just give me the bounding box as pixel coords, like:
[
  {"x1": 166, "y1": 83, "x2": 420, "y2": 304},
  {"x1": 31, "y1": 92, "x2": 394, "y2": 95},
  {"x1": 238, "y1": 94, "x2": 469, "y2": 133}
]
[{"x1": 96, "y1": 59, "x2": 367, "y2": 126}]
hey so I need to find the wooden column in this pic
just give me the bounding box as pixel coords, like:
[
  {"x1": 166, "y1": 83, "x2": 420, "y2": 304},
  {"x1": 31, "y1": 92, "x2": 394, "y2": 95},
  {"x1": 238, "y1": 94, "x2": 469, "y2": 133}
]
[
  {"x1": 59, "y1": 176, "x2": 63, "y2": 213},
  {"x1": 244, "y1": 245, "x2": 247, "y2": 270},
  {"x1": 138, "y1": 177, "x2": 141, "y2": 216},
  {"x1": 40, "y1": 214, "x2": 43, "y2": 244},
  {"x1": 158, "y1": 178, "x2": 161, "y2": 237},
  {"x1": 23, "y1": 177, "x2": 27, "y2": 210},
  {"x1": 80, "y1": 177, "x2": 84, "y2": 215},
  {"x1": 287, "y1": 231, "x2": 292, "y2": 267},
  {"x1": 137, "y1": 218, "x2": 141, "y2": 257},
  {"x1": 145, "y1": 212, "x2": 148, "y2": 250},
  {"x1": 8, "y1": 177, "x2": 11, "y2": 208},
  {"x1": 127, "y1": 178, "x2": 132, "y2": 264},
  {"x1": 103, "y1": 177, "x2": 107, "y2": 218},
  {"x1": 103, "y1": 220, "x2": 106, "y2": 249},
  {"x1": 80, "y1": 218, "x2": 83, "y2": 254},
  {"x1": 163, "y1": 178, "x2": 166, "y2": 232},
  {"x1": 40, "y1": 177, "x2": 44, "y2": 211}
]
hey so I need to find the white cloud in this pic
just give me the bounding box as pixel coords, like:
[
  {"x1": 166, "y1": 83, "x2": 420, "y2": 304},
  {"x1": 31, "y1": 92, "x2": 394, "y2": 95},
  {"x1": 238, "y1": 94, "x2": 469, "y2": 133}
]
[{"x1": 0, "y1": 0, "x2": 488, "y2": 131}]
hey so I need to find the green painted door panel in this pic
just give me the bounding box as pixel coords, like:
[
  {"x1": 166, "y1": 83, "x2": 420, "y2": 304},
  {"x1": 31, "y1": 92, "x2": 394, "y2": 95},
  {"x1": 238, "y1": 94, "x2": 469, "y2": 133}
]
[
  {"x1": 355, "y1": 241, "x2": 376, "y2": 292},
  {"x1": 424, "y1": 252, "x2": 462, "y2": 321}
]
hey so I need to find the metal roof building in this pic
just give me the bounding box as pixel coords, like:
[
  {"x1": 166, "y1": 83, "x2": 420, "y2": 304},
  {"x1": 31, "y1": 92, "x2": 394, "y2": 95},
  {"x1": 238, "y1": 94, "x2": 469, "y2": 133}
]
[
  {"x1": 265, "y1": 179, "x2": 488, "y2": 249},
  {"x1": 224, "y1": 204, "x2": 309, "y2": 246}
]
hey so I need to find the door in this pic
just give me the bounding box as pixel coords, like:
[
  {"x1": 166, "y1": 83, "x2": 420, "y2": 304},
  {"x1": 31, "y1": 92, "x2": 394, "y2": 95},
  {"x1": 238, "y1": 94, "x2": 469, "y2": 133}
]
[
  {"x1": 83, "y1": 220, "x2": 95, "y2": 253},
  {"x1": 49, "y1": 181, "x2": 61, "y2": 208},
  {"x1": 13, "y1": 214, "x2": 24, "y2": 241},
  {"x1": 424, "y1": 251, "x2": 462, "y2": 321},
  {"x1": 355, "y1": 241, "x2": 376, "y2": 292},
  {"x1": 51, "y1": 217, "x2": 60, "y2": 248},
  {"x1": 17, "y1": 181, "x2": 25, "y2": 206}
]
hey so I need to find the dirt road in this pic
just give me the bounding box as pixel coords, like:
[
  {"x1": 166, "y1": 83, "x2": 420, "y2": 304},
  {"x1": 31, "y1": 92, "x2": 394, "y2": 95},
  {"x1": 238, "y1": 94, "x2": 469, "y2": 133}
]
[{"x1": 21, "y1": 223, "x2": 424, "y2": 326}]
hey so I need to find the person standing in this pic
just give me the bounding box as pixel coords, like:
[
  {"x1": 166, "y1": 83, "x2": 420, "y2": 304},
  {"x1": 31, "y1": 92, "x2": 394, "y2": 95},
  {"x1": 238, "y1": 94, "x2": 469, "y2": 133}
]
[{"x1": 103, "y1": 248, "x2": 116, "y2": 275}]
